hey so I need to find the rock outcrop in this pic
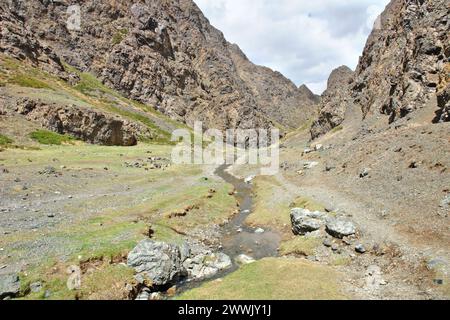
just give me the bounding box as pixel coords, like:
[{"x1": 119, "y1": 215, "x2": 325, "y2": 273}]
[
  {"x1": 0, "y1": 0, "x2": 314, "y2": 132},
  {"x1": 311, "y1": 0, "x2": 449, "y2": 139},
  {"x1": 0, "y1": 1, "x2": 69, "y2": 81},
  {"x1": 353, "y1": 0, "x2": 449, "y2": 123},
  {"x1": 310, "y1": 66, "x2": 354, "y2": 139},
  {"x1": 3, "y1": 98, "x2": 148, "y2": 146}
]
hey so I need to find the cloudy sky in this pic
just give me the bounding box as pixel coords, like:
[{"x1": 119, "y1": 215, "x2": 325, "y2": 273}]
[{"x1": 194, "y1": 0, "x2": 390, "y2": 94}]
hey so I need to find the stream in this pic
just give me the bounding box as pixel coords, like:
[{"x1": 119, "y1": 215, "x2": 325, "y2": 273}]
[
  {"x1": 177, "y1": 165, "x2": 281, "y2": 293},
  {"x1": 216, "y1": 164, "x2": 281, "y2": 260}
]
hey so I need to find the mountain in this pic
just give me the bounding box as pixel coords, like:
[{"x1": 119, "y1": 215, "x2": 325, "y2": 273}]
[
  {"x1": 228, "y1": 44, "x2": 318, "y2": 129},
  {"x1": 310, "y1": 66, "x2": 354, "y2": 139},
  {"x1": 311, "y1": 0, "x2": 449, "y2": 139},
  {"x1": 0, "y1": 0, "x2": 316, "y2": 135}
]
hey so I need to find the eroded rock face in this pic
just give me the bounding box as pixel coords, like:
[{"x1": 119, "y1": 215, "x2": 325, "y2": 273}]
[
  {"x1": 310, "y1": 66, "x2": 354, "y2": 139},
  {"x1": 311, "y1": 0, "x2": 449, "y2": 139},
  {"x1": 353, "y1": 0, "x2": 449, "y2": 123},
  {"x1": 0, "y1": 0, "x2": 314, "y2": 131},
  {"x1": 0, "y1": 1, "x2": 69, "y2": 80},
  {"x1": 6, "y1": 98, "x2": 145, "y2": 146}
]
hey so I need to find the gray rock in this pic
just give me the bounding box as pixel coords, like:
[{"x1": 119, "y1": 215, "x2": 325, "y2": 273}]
[
  {"x1": 355, "y1": 244, "x2": 367, "y2": 254},
  {"x1": 183, "y1": 252, "x2": 232, "y2": 281},
  {"x1": 254, "y1": 228, "x2": 265, "y2": 234},
  {"x1": 235, "y1": 254, "x2": 256, "y2": 265},
  {"x1": 30, "y1": 282, "x2": 42, "y2": 293},
  {"x1": 291, "y1": 208, "x2": 325, "y2": 235},
  {"x1": 426, "y1": 258, "x2": 447, "y2": 272},
  {"x1": 293, "y1": 218, "x2": 323, "y2": 235},
  {"x1": 127, "y1": 240, "x2": 185, "y2": 286},
  {"x1": 440, "y1": 195, "x2": 450, "y2": 209},
  {"x1": 66, "y1": 265, "x2": 81, "y2": 291},
  {"x1": 359, "y1": 168, "x2": 370, "y2": 178},
  {"x1": 323, "y1": 239, "x2": 332, "y2": 248},
  {"x1": 304, "y1": 161, "x2": 319, "y2": 169},
  {"x1": 135, "y1": 288, "x2": 151, "y2": 301},
  {"x1": 0, "y1": 273, "x2": 20, "y2": 299},
  {"x1": 326, "y1": 219, "x2": 356, "y2": 239}
]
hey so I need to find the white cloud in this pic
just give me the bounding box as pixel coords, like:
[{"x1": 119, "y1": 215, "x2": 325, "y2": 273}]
[{"x1": 194, "y1": 0, "x2": 390, "y2": 94}]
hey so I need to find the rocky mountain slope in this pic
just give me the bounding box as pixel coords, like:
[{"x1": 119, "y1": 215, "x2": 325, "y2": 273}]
[
  {"x1": 310, "y1": 66, "x2": 354, "y2": 139},
  {"x1": 1, "y1": 0, "x2": 315, "y2": 133},
  {"x1": 311, "y1": 0, "x2": 449, "y2": 139},
  {"x1": 228, "y1": 44, "x2": 318, "y2": 129}
]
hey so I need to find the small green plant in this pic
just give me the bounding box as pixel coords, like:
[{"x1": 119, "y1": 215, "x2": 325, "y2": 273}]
[
  {"x1": 0, "y1": 134, "x2": 13, "y2": 146},
  {"x1": 112, "y1": 28, "x2": 129, "y2": 45},
  {"x1": 30, "y1": 130, "x2": 75, "y2": 145},
  {"x1": 331, "y1": 125, "x2": 344, "y2": 133},
  {"x1": 10, "y1": 74, "x2": 51, "y2": 89}
]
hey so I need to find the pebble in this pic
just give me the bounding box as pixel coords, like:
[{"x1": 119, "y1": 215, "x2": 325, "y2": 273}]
[
  {"x1": 323, "y1": 239, "x2": 332, "y2": 248},
  {"x1": 355, "y1": 244, "x2": 367, "y2": 254}
]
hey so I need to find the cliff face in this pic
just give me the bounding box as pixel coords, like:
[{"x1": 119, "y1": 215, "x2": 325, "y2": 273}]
[
  {"x1": 311, "y1": 0, "x2": 449, "y2": 139},
  {"x1": 1, "y1": 0, "x2": 314, "y2": 132},
  {"x1": 310, "y1": 66, "x2": 354, "y2": 139},
  {"x1": 353, "y1": 0, "x2": 449, "y2": 123}
]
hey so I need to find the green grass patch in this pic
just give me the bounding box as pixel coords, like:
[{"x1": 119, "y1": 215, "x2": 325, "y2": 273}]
[
  {"x1": 331, "y1": 125, "x2": 344, "y2": 134},
  {"x1": 29, "y1": 130, "x2": 75, "y2": 145},
  {"x1": 178, "y1": 258, "x2": 348, "y2": 300},
  {"x1": 0, "y1": 134, "x2": 13, "y2": 146},
  {"x1": 112, "y1": 29, "x2": 128, "y2": 45},
  {"x1": 9, "y1": 74, "x2": 52, "y2": 89}
]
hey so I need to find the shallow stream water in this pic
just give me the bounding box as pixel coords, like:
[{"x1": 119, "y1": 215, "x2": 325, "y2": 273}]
[{"x1": 177, "y1": 165, "x2": 281, "y2": 293}]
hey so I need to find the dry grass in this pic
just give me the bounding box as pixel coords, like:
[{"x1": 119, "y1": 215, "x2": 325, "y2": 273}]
[{"x1": 279, "y1": 237, "x2": 322, "y2": 257}]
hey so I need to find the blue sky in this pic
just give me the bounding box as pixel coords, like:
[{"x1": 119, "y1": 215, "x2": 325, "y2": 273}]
[{"x1": 194, "y1": 0, "x2": 390, "y2": 94}]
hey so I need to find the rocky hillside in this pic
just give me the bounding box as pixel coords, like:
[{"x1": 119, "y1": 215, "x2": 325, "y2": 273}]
[
  {"x1": 311, "y1": 0, "x2": 449, "y2": 139},
  {"x1": 228, "y1": 44, "x2": 318, "y2": 129},
  {"x1": 0, "y1": 0, "x2": 315, "y2": 133},
  {"x1": 310, "y1": 66, "x2": 354, "y2": 139}
]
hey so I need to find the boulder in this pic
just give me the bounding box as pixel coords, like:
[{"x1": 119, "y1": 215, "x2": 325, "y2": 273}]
[
  {"x1": 326, "y1": 219, "x2": 356, "y2": 239},
  {"x1": 183, "y1": 252, "x2": 232, "y2": 281},
  {"x1": 127, "y1": 240, "x2": 185, "y2": 286},
  {"x1": 0, "y1": 273, "x2": 20, "y2": 300},
  {"x1": 290, "y1": 208, "x2": 325, "y2": 235}
]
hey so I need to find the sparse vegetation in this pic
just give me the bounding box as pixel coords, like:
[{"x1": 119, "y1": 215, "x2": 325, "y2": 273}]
[
  {"x1": 0, "y1": 134, "x2": 13, "y2": 146},
  {"x1": 331, "y1": 125, "x2": 343, "y2": 133},
  {"x1": 29, "y1": 130, "x2": 75, "y2": 145},
  {"x1": 279, "y1": 237, "x2": 322, "y2": 257},
  {"x1": 112, "y1": 28, "x2": 129, "y2": 45},
  {"x1": 9, "y1": 74, "x2": 52, "y2": 89},
  {"x1": 290, "y1": 195, "x2": 326, "y2": 212}
]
